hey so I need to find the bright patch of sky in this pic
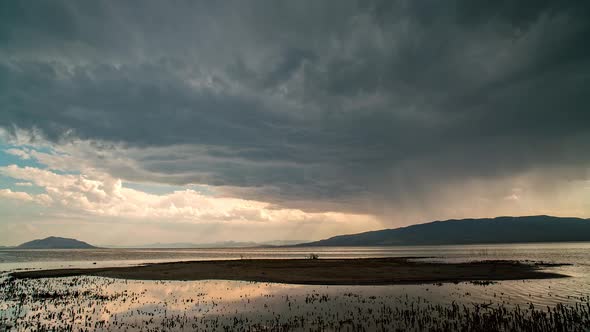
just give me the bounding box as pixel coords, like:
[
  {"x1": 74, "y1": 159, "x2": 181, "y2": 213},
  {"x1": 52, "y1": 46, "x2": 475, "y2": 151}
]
[{"x1": 124, "y1": 182, "x2": 213, "y2": 196}]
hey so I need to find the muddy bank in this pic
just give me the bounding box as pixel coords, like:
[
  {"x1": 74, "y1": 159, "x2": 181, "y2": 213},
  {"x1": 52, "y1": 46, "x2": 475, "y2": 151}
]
[{"x1": 9, "y1": 257, "x2": 567, "y2": 285}]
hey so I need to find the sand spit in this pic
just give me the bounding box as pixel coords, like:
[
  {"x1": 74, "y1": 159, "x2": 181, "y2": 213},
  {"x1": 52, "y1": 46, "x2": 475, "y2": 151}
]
[{"x1": 10, "y1": 258, "x2": 567, "y2": 285}]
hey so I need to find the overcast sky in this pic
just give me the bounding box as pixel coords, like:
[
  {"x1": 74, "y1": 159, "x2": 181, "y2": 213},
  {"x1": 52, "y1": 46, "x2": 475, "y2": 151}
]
[{"x1": 1, "y1": 1, "x2": 589, "y2": 246}]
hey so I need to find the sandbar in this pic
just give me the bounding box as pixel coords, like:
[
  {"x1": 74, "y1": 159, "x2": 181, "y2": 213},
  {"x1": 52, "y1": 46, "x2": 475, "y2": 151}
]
[{"x1": 9, "y1": 258, "x2": 567, "y2": 285}]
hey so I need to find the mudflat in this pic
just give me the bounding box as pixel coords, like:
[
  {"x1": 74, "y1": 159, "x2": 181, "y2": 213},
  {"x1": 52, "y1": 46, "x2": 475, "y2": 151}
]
[{"x1": 9, "y1": 258, "x2": 566, "y2": 285}]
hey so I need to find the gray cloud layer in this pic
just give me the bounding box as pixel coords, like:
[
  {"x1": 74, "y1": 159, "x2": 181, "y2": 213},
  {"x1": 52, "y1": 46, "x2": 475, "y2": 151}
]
[{"x1": 1, "y1": 1, "x2": 590, "y2": 219}]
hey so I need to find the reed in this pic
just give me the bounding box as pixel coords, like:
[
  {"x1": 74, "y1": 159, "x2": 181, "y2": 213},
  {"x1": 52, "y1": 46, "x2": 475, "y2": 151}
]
[{"x1": 1, "y1": 275, "x2": 589, "y2": 331}]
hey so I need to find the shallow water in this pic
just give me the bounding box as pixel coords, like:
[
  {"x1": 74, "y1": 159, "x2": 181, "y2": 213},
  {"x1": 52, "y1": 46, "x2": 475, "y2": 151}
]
[
  {"x1": 1, "y1": 243, "x2": 589, "y2": 331},
  {"x1": 1, "y1": 242, "x2": 589, "y2": 267},
  {"x1": 2, "y1": 277, "x2": 589, "y2": 331}
]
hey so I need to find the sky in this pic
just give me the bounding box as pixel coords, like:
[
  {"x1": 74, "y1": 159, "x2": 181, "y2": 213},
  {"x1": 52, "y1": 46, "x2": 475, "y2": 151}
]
[{"x1": 1, "y1": 1, "x2": 589, "y2": 246}]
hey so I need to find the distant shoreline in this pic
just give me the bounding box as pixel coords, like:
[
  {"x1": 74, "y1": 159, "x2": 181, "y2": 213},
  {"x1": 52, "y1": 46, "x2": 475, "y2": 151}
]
[
  {"x1": 9, "y1": 257, "x2": 567, "y2": 285},
  {"x1": 2, "y1": 240, "x2": 590, "y2": 250}
]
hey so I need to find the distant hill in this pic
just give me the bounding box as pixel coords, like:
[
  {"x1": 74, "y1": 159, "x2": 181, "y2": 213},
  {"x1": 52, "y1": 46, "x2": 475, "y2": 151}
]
[
  {"x1": 17, "y1": 236, "x2": 97, "y2": 249},
  {"x1": 299, "y1": 216, "x2": 590, "y2": 246}
]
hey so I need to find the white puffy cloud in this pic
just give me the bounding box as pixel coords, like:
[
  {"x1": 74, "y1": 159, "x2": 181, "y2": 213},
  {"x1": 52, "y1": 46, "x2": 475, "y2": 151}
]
[
  {"x1": 0, "y1": 188, "x2": 33, "y2": 201},
  {"x1": 0, "y1": 164, "x2": 377, "y2": 226},
  {"x1": 0, "y1": 187, "x2": 51, "y2": 205},
  {"x1": 5, "y1": 148, "x2": 31, "y2": 159}
]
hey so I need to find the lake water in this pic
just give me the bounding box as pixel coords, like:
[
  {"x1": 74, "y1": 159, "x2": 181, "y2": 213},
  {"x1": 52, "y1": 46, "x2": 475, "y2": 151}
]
[{"x1": 1, "y1": 243, "x2": 590, "y2": 330}]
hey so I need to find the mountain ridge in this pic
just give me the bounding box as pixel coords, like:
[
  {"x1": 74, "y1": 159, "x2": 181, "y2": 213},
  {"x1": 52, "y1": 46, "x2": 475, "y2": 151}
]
[{"x1": 297, "y1": 215, "x2": 590, "y2": 246}]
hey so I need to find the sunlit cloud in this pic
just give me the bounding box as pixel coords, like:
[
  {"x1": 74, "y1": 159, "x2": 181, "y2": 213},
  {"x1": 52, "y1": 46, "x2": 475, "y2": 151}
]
[{"x1": 0, "y1": 155, "x2": 377, "y2": 225}]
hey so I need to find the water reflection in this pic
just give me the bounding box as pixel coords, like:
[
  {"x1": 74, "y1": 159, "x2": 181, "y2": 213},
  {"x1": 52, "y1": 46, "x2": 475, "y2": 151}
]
[
  {"x1": 1, "y1": 242, "x2": 590, "y2": 330},
  {"x1": 2, "y1": 242, "x2": 590, "y2": 271},
  {"x1": 1, "y1": 272, "x2": 590, "y2": 331}
]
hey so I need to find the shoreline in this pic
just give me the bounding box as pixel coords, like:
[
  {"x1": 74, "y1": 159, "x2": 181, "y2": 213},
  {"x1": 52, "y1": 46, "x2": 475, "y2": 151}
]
[{"x1": 9, "y1": 257, "x2": 568, "y2": 285}]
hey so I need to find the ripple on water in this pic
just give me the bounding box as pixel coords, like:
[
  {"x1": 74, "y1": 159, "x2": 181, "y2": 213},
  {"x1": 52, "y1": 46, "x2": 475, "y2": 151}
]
[{"x1": 1, "y1": 274, "x2": 590, "y2": 331}]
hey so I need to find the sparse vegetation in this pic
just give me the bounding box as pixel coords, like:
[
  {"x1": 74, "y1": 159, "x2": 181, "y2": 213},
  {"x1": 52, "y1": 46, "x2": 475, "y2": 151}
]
[{"x1": 2, "y1": 276, "x2": 589, "y2": 331}]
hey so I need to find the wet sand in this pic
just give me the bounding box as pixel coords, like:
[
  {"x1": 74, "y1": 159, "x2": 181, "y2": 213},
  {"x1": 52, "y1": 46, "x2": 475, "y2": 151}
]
[{"x1": 9, "y1": 258, "x2": 567, "y2": 285}]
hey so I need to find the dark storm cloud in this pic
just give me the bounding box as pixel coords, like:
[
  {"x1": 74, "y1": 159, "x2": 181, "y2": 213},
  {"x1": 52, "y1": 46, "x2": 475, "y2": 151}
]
[{"x1": 1, "y1": 0, "x2": 589, "y2": 214}]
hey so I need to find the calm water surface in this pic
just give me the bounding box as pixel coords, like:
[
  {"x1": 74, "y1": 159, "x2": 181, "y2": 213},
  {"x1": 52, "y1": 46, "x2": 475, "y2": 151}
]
[
  {"x1": 1, "y1": 243, "x2": 589, "y2": 330},
  {"x1": 1, "y1": 242, "x2": 589, "y2": 268}
]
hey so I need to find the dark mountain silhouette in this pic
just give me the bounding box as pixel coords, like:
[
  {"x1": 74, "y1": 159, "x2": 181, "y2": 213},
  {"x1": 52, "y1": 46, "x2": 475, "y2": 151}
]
[
  {"x1": 299, "y1": 216, "x2": 590, "y2": 246},
  {"x1": 17, "y1": 236, "x2": 97, "y2": 249}
]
